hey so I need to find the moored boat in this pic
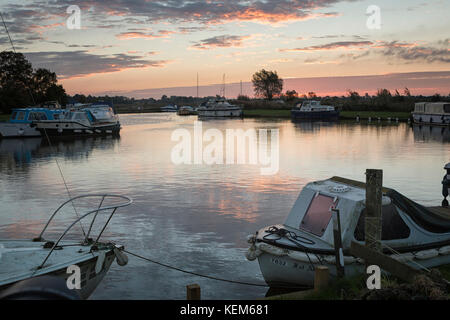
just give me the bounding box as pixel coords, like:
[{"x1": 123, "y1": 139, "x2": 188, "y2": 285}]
[
  {"x1": 177, "y1": 105, "x2": 197, "y2": 115},
  {"x1": 197, "y1": 98, "x2": 242, "y2": 118},
  {"x1": 33, "y1": 105, "x2": 121, "y2": 137},
  {"x1": 160, "y1": 105, "x2": 178, "y2": 112},
  {"x1": 246, "y1": 176, "x2": 450, "y2": 287},
  {"x1": 0, "y1": 103, "x2": 64, "y2": 138},
  {"x1": 291, "y1": 100, "x2": 339, "y2": 121},
  {"x1": 412, "y1": 102, "x2": 450, "y2": 126},
  {"x1": 0, "y1": 194, "x2": 132, "y2": 299}
]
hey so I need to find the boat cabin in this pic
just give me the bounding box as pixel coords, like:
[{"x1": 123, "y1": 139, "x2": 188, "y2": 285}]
[
  {"x1": 295, "y1": 100, "x2": 335, "y2": 112},
  {"x1": 281, "y1": 177, "x2": 450, "y2": 251},
  {"x1": 414, "y1": 102, "x2": 450, "y2": 115},
  {"x1": 9, "y1": 108, "x2": 64, "y2": 124}
]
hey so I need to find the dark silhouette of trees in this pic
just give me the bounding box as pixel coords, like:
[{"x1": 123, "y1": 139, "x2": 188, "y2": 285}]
[
  {"x1": 252, "y1": 69, "x2": 283, "y2": 100},
  {"x1": 0, "y1": 51, "x2": 67, "y2": 113}
]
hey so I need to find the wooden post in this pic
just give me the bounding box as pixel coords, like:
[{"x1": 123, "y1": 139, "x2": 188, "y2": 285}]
[
  {"x1": 332, "y1": 208, "x2": 345, "y2": 278},
  {"x1": 186, "y1": 284, "x2": 201, "y2": 300},
  {"x1": 350, "y1": 241, "x2": 420, "y2": 283},
  {"x1": 314, "y1": 266, "x2": 329, "y2": 291},
  {"x1": 365, "y1": 169, "x2": 383, "y2": 253}
]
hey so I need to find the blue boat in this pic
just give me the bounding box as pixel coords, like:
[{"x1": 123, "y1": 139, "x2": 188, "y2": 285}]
[
  {"x1": 0, "y1": 102, "x2": 64, "y2": 138},
  {"x1": 291, "y1": 100, "x2": 339, "y2": 121}
]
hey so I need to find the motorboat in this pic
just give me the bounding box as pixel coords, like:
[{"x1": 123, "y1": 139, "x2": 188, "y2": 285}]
[
  {"x1": 0, "y1": 194, "x2": 132, "y2": 299},
  {"x1": 246, "y1": 176, "x2": 450, "y2": 287},
  {"x1": 160, "y1": 105, "x2": 178, "y2": 112},
  {"x1": 197, "y1": 98, "x2": 243, "y2": 118},
  {"x1": 0, "y1": 103, "x2": 64, "y2": 138},
  {"x1": 291, "y1": 100, "x2": 339, "y2": 121},
  {"x1": 33, "y1": 105, "x2": 121, "y2": 137},
  {"x1": 412, "y1": 102, "x2": 450, "y2": 126},
  {"x1": 177, "y1": 106, "x2": 197, "y2": 116}
]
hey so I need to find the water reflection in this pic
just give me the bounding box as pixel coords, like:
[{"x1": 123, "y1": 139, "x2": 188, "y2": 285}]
[
  {"x1": 0, "y1": 114, "x2": 449, "y2": 299},
  {"x1": 413, "y1": 125, "x2": 450, "y2": 143}
]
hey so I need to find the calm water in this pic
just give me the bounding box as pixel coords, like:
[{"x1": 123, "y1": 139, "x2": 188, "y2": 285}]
[{"x1": 0, "y1": 114, "x2": 449, "y2": 299}]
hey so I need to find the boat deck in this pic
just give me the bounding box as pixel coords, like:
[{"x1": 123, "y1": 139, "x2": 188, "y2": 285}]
[{"x1": 0, "y1": 239, "x2": 99, "y2": 286}]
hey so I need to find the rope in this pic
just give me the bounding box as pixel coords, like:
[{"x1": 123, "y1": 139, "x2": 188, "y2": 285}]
[
  {"x1": 124, "y1": 249, "x2": 269, "y2": 287},
  {"x1": 42, "y1": 128, "x2": 87, "y2": 237},
  {"x1": 123, "y1": 249, "x2": 308, "y2": 290}
]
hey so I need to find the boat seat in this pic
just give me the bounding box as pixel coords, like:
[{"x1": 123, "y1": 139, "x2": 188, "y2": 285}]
[{"x1": 386, "y1": 189, "x2": 450, "y2": 233}]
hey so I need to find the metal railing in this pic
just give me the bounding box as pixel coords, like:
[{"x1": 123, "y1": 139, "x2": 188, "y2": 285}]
[{"x1": 36, "y1": 194, "x2": 132, "y2": 269}]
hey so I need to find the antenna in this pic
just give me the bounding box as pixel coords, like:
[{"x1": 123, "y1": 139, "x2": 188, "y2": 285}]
[{"x1": 223, "y1": 74, "x2": 226, "y2": 98}]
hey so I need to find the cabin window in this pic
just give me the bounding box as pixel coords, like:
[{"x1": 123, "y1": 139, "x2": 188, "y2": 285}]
[
  {"x1": 11, "y1": 111, "x2": 17, "y2": 120},
  {"x1": 28, "y1": 112, "x2": 48, "y2": 121},
  {"x1": 74, "y1": 113, "x2": 87, "y2": 121},
  {"x1": 299, "y1": 193, "x2": 338, "y2": 237},
  {"x1": 354, "y1": 204, "x2": 410, "y2": 241},
  {"x1": 53, "y1": 113, "x2": 60, "y2": 120},
  {"x1": 16, "y1": 111, "x2": 25, "y2": 121},
  {"x1": 444, "y1": 104, "x2": 450, "y2": 113}
]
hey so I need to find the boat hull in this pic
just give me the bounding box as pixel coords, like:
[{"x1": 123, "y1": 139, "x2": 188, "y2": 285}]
[
  {"x1": 256, "y1": 245, "x2": 450, "y2": 288},
  {"x1": 291, "y1": 110, "x2": 340, "y2": 121},
  {"x1": 412, "y1": 113, "x2": 450, "y2": 126},
  {"x1": 35, "y1": 122, "x2": 121, "y2": 137},
  {"x1": 0, "y1": 123, "x2": 41, "y2": 138},
  {"x1": 197, "y1": 109, "x2": 243, "y2": 118}
]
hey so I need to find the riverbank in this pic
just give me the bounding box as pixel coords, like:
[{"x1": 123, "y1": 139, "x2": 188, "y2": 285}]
[
  {"x1": 241, "y1": 109, "x2": 411, "y2": 120},
  {"x1": 0, "y1": 114, "x2": 9, "y2": 121}
]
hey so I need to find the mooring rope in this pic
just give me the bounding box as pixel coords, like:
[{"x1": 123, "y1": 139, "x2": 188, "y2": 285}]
[{"x1": 123, "y1": 249, "x2": 309, "y2": 290}]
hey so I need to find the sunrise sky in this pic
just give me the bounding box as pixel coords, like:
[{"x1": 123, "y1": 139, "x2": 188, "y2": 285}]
[{"x1": 0, "y1": 0, "x2": 449, "y2": 98}]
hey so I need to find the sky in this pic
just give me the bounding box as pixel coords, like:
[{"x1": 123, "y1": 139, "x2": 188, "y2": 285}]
[{"x1": 0, "y1": 0, "x2": 449, "y2": 98}]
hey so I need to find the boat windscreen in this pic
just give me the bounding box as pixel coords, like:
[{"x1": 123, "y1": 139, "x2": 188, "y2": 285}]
[{"x1": 299, "y1": 193, "x2": 338, "y2": 237}]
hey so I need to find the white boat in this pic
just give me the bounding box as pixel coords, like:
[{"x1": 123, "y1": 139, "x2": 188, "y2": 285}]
[
  {"x1": 412, "y1": 102, "x2": 450, "y2": 126},
  {"x1": 0, "y1": 194, "x2": 132, "y2": 299},
  {"x1": 0, "y1": 103, "x2": 64, "y2": 138},
  {"x1": 291, "y1": 100, "x2": 339, "y2": 120},
  {"x1": 246, "y1": 176, "x2": 450, "y2": 287},
  {"x1": 177, "y1": 106, "x2": 196, "y2": 116},
  {"x1": 160, "y1": 105, "x2": 178, "y2": 112},
  {"x1": 33, "y1": 105, "x2": 121, "y2": 137},
  {"x1": 197, "y1": 98, "x2": 242, "y2": 118}
]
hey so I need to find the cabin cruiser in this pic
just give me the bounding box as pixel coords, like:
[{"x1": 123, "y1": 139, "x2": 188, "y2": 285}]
[
  {"x1": 0, "y1": 194, "x2": 132, "y2": 299},
  {"x1": 0, "y1": 103, "x2": 64, "y2": 138},
  {"x1": 291, "y1": 100, "x2": 339, "y2": 120},
  {"x1": 160, "y1": 105, "x2": 178, "y2": 112},
  {"x1": 197, "y1": 98, "x2": 242, "y2": 118},
  {"x1": 412, "y1": 102, "x2": 450, "y2": 126},
  {"x1": 177, "y1": 106, "x2": 197, "y2": 116},
  {"x1": 33, "y1": 105, "x2": 121, "y2": 137},
  {"x1": 246, "y1": 176, "x2": 450, "y2": 287}
]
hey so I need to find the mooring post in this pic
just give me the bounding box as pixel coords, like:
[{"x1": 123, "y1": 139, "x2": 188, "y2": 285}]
[
  {"x1": 332, "y1": 208, "x2": 345, "y2": 278},
  {"x1": 365, "y1": 169, "x2": 383, "y2": 253},
  {"x1": 186, "y1": 284, "x2": 201, "y2": 300},
  {"x1": 314, "y1": 266, "x2": 329, "y2": 292}
]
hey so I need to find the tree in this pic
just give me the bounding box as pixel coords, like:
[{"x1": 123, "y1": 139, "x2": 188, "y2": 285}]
[
  {"x1": 285, "y1": 90, "x2": 298, "y2": 102},
  {"x1": 0, "y1": 51, "x2": 35, "y2": 112},
  {"x1": 252, "y1": 69, "x2": 283, "y2": 100},
  {"x1": 0, "y1": 51, "x2": 66, "y2": 113}
]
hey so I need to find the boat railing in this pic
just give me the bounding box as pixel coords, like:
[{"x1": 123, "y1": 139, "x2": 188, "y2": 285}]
[{"x1": 35, "y1": 194, "x2": 132, "y2": 269}]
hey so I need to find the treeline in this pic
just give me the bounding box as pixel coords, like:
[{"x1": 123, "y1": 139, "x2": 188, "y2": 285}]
[{"x1": 0, "y1": 51, "x2": 66, "y2": 113}]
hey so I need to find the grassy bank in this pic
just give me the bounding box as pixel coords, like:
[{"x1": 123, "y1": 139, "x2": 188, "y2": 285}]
[
  {"x1": 0, "y1": 114, "x2": 10, "y2": 121},
  {"x1": 242, "y1": 109, "x2": 411, "y2": 120}
]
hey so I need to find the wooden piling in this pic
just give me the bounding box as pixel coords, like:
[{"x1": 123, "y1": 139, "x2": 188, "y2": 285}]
[
  {"x1": 365, "y1": 169, "x2": 383, "y2": 253},
  {"x1": 186, "y1": 284, "x2": 201, "y2": 300},
  {"x1": 314, "y1": 266, "x2": 329, "y2": 291}
]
